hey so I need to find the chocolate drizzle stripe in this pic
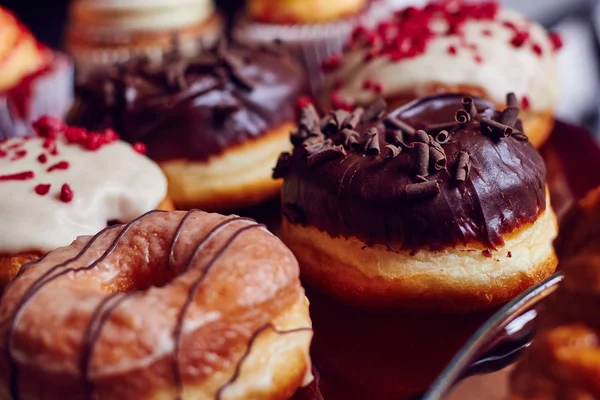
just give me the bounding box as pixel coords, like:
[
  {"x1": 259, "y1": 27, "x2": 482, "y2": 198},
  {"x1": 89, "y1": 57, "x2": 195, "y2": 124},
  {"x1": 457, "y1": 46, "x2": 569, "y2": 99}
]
[
  {"x1": 214, "y1": 324, "x2": 312, "y2": 399},
  {"x1": 5, "y1": 210, "x2": 168, "y2": 400},
  {"x1": 172, "y1": 223, "x2": 264, "y2": 400},
  {"x1": 168, "y1": 210, "x2": 200, "y2": 271}
]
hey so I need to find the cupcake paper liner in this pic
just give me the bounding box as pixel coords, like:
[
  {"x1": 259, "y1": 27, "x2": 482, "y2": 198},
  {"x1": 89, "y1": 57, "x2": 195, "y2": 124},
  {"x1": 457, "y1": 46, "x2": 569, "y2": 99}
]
[{"x1": 0, "y1": 52, "x2": 74, "y2": 140}]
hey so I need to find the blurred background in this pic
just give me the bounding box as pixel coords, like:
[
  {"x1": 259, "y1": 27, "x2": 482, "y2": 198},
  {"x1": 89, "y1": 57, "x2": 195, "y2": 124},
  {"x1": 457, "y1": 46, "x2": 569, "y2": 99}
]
[{"x1": 4, "y1": 0, "x2": 600, "y2": 139}]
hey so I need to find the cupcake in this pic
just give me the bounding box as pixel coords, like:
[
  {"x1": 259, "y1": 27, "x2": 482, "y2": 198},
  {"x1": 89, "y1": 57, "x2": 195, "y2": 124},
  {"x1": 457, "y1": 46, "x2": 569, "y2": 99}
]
[
  {"x1": 0, "y1": 116, "x2": 171, "y2": 288},
  {"x1": 232, "y1": 0, "x2": 370, "y2": 94},
  {"x1": 322, "y1": 0, "x2": 561, "y2": 147},
  {"x1": 274, "y1": 94, "x2": 558, "y2": 312},
  {"x1": 0, "y1": 7, "x2": 74, "y2": 140},
  {"x1": 66, "y1": 0, "x2": 223, "y2": 68},
  {"x1": 67, "y1": 39, "x2": 306, "y2": 212}
]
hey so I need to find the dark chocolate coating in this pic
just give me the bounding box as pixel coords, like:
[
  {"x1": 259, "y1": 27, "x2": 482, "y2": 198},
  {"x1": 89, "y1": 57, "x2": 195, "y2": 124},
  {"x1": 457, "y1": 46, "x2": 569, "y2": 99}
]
[
  {"x1": 278, "y1": 94, "x2": 547, "y2": 251},
  {"x1": 67, "y1": 42, "x2": 306, "y2": 162}
]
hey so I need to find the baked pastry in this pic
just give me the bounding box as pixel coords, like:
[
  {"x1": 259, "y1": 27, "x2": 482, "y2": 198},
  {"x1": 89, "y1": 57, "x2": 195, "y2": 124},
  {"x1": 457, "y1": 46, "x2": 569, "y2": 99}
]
[
  {"x1": 0, "y1": 7, "x2": 73, "y2": 139},
  {"x1": 322, "y1": 0, "x2": 561, "y2": 147},
  {"x1": 248, "y1": 0, "x2": 368, "y2": 23},
  {"x1": 0, "y1": 116, "x2": 171, "y2": 288},
  {"x1": 66, "y1": 0, "x2": 223, "y2": 68},
  {"x1": 68, "y1": 40, "x2": 305, "y2": 211},
  {"x1": 509, "y1": 186, "x2": 600, "y2": 399},
  {"x1": 0, "y1": 210, "x2": 313, "y2": 399},
  {"x1": 274, "y1": 93, "x2": 558, "y2": 312}
]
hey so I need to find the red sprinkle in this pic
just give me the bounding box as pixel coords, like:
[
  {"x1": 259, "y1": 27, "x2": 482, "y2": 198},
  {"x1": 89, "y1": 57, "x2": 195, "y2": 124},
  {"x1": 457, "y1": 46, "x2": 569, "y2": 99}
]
[
  {"x1": 60, "y1": 183, "x2": 74, "y2": 203},
  {"x1": 65, "y1": 126, "x2": 88, "y2": 143},
  {"x1": 447, "y1": 45, "x2": 457, "y2": 55},
  {"x1": 7, "y1": 142, "x2": 24, "y2": 150},
  {"x1": 548, "y1": 32, "x2": 563, "y2": 52},
  {"x1": 522, "y1": 96, "x2": 530, "y2": 110},
  {"x1": 0, "y1": 149, "x2": 6, "y2": 158},
  {"x1": 50, "y1": 146, "x2": 59, "y2": 156},
  {"x1": 373, "y1": 83, "x2": 384, "y2": 93},
  {"x1": 47, "y1": 161, "x2": 70, "y2": 172},
  {"x1": 321, "y1": 53, "x2": 342, "y2": 72},
  {"x1": 296, "y1": 96, "x2": 312, "y2": 109},
  {"x1": 482, "y1": 29, "x2": 493, "y2": 37},
  {"x1": 34, "y1": 184, "x2": 51, "y2": 196},
  {"x1": 531, "y1": 43, "x2": 543, "y2": 56},
  {"x1": 474, "y1": 55, "x2": 483, "y2": 63},
  {"x1": 43, "y1": 138, "x2": 56, "y2": 150},
  {"x1": 510, "y1": 31, "x2": 530, "y2": 48},
  {"x1": 0, "y1": 171, "x2": 35, "y2": 181},
  {"x1": 103, "y1": 128, "x2": 120, "y2": 143},
  {"x1": 32, "y1": 116, "x2": 67, "y2": 138},
  {"x1": 37, "y1": 153, "x2": 48, "y2": 164},
  {"x1": 133, "y1": 142, "x2": 147, "y2": 154},
  {"x1": 502, "y1": 20, "x2": 518, "y2": 31},
  {"x1": 363, "y1": 80, "x2": 374, "y2": 89},
  {"x1": 10, "y1": 150, "x2": 27, "y2": 161}
]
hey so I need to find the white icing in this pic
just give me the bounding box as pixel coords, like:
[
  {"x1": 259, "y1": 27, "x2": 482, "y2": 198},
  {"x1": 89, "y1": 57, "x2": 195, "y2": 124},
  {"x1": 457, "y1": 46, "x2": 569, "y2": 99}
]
[
  {"x1": 71, "y1": 0, "x2": 214, "y2": 31},
  {"x1": 327, "y1": 8, "x2": 559, "y2": 112},
  {"x1": 0, "y1": 137, "x2": 167, "y2": 254}
]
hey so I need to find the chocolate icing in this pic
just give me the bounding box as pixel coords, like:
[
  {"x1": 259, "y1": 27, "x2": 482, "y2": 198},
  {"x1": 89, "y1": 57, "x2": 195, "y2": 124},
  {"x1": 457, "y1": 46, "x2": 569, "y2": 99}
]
[
  {"x1": 67, "y1": 41, "x2": 306, "y2": 162},
  {"x1": 276, "y1": 94, "x2": 547, "y2": 251}
]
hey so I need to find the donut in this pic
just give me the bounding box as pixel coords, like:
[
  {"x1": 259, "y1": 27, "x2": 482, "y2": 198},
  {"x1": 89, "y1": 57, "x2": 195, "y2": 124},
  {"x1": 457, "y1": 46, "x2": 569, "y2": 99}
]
[
  {"x1": 68, "y1": 39, "x2": 306, "y2": 211},
  {"x1": 321, "y1": 0, "x2": 561, "y2": 147},
  {"x1": 0, "y1": 210, "x2": 312, "y2": 400},
  {"x1": 509, "y1": 187, "x2": 600, "y2": 399},
  {"x1": 247, "y1": 0, "x2": 368, "y2": 23},
  {"x1": 66, "y1": 0, "x2": 223, "y2": 67},
  {"x1": 0, "y1": 117, "x2": 171, "y2": 289},
  {"x1": 274, "y1": 93, "x2": 558, "y2": 313}
]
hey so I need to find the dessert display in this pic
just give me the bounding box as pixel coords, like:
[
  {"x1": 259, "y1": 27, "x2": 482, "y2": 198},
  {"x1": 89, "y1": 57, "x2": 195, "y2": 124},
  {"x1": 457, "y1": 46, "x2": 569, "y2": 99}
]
[
  {"x1": 0, "y1": 117, "x2": 171, "y2": 288},
  {"x1": 322, "y1": 0, "x2": 561, "y2": 147},
  {"x1": 232, "y1": 0, "x2": 369, "y2": 94},
  {"x1": 510, "y1": 186, "x2": 600, "y2": 399},
  {"x1": 0, "y1": 7, "x2": 73, "y2": 139},
  {"x1": 274, "y1": 93, "x2": 558, "y2": 312},
  {"x1": 0, "y1": 210, "x2": 313, "y2": 400},
  {"x1": 66, "y1": 0, "x2": 223, "y2": 68},
  {"x1": 68, "y1": 39, "x2": 306, "y2": 211}
]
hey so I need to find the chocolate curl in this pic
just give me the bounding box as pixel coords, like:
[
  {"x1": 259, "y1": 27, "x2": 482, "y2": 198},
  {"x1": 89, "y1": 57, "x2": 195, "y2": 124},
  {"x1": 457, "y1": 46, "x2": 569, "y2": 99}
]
[
  {"x1": 332, "y1": 110, "x2": 351, "y2": 129},
  {"x1": 385, "y1": 116, "x2": 416, "y2": 136},
  {"x1": 499, "y1": 106, "x2": 519, "y2": 127},
  {"x1": 341, "y1": 129, "x2": 360, "y2": 149},
  {"x1": 412, "y1": 130, "x2": 430, "y2": 144},
  {"x1": 388, "y1": 129, "x2": 414, "y2": 150},
  {"x1": 320, "y1": 115, "x2": 334, "y2": 131},
  {"x1": 413, "y1": 142, "x2": 430, "y2": 177},
  {"x1": 364, "y1": 128, "x2": 380, "y2": 155},
  {"x1": 307, "y1": 145, "x2": 346, "y2": 167},
  {"x1": 273, "y1": 152, "x2": 292, "y2": 179},
  {"x1": 345, "y1": 107, "x2": 364, "y2": 129},
  {"x1": 506, "y1": 92, "x2": 518, "y2": 108},
  {"x1": 406, "y1": 180, "x2": 440, "y2": 200},
  {"x1": 462, "y1": 96, "x2": 478, "y2": 117},
  {"x1": 455, "y1": 109, "x2": 471, "y2": 124},
  {"x1": 361, "y1": 97, "x2": 387, "y2": 122},
  {"x1": 300, "y1": 104, "x2": 320, "y2": 132},
  {"x1": 480, "y1": 117, "x2": 513, "y2": 138},
  {"x1": 290, "y1": 129, "x2": 308, "y2": 145},
  {"x1": 455, "y1": 151, "x2": 471, "y2": 183},
  {"x1": 435, "y1": 130, "x2": 450, "y2": 143},
  {"x1": 512, "y1": 132, "x2": 529, "y2": 141},
  {"x1": 429, "y1": 139, "x2": 447, "y2": 170},
  {"x1": 303, "y1": 135, "x2": 329, "y2": 155},
  {"x1": 383, "y1": 144, "x2": 401, "y2": 160}
]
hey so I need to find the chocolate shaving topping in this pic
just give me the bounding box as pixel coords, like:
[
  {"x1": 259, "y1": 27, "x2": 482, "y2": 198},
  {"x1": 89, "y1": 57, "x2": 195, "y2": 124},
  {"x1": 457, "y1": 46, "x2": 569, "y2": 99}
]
[
  {"x1": 383, "y1": 144, "x2": 401, "y2": 160},
  {"x1": 506, "y1": 92, "x2": 518, "y2": 108},
  {"x1": 435, "y1": 130, "x2": 450, "y2": 143},
  {"x1": 455, "y1": 151, "x2": 471, "y2": 183},
  {"x1": 480, "y1": 117, "x2": 513, "y2": 139},
  {"x1": 307, "y1": 145, "x2": 346, "y2": 167},
  {"x1": 332, "y1": 110, "x2": 351, "y2": 129},
  {"x1": 302, "y1": 135, "x2": 329, "y2": 155},
  {"x1": 385, "y1": 116, "x2": 416, "y2": 135},
  {"x1": 320, "y1": 115, "x2": 334, "y2": 131},
  {"x1": 412, "y1": 130, "x2": 430, "y2": 144},
  {"x1": 273, "y1": 152, "x2": 292, "y2": 179},
  {"x1": 361, "y1": 97, "x2": 387, "y2": 122},
  {"x1": 341, "y1": 129, "x2": 360, "y2": 149},
  {"x1": 499, "y1": 106, "x2": 519, "y2": 127},
  {"x1": 455, "y1": 109, "x2": 471, "y2": 124},
  {"x1": 300, "y1": 104, "x2": 321, "y2": 134},
  {"x1": 345, "y1": 107, "x2": 364, "y2": 129},
  {"x1": 462, "y1": 96, "x2": 477, "y2": 117},
  {"x1": 364, "y1": 128, "x2": 380, "y2": 155},
  {"x1": 413, "y1": 142, "x2": 430, "y2": 177},
  {"x1": 290, "y1": 130, "x2": 308, "y2": 145},
  {"x1": 406, "y1": 180, "x2": 440, "y2": 200},
  {"x1": 429, "y1": 139, "x2": 447, "y2": 170}
]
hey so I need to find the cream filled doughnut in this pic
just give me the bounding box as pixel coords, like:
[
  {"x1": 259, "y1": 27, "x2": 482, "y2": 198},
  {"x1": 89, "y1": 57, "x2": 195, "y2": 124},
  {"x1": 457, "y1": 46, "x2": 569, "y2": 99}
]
[
  {"x1": 0, "y1": 210, "x2": 312, "y2": 400},
  {"x1": 322, "y1": 1, "x2": 561, "y2": 147},
  {"x1": 0, "y1": 117, "x2": 171, "y2": 288},
  {"x1": 275, "y1": 94, "x2": 558, "y2": 313},
  {"x1": 68, "y1": 40, "x2": 306, "y2": 211}
]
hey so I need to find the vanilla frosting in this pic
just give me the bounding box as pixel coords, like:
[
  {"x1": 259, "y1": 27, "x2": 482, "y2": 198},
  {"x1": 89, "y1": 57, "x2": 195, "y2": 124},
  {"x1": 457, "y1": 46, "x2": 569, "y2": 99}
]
[
  {"x1": 325, "y1": 7, "x2": 559, "y2": 112},
  {"x1": 70, "y1": 0, "x2": 215, "y2": 31},
  {"x1": 0, "y1": 135, "x2": 167, "y2": 254}
]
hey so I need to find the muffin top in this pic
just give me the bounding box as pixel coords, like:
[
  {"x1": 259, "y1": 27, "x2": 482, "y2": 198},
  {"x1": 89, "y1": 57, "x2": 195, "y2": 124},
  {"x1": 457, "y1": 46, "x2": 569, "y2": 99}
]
[
  {"x1": 68, "y1": 40, "x2": 306, "y2": 161},
  {"x1": 322, "y1": 1, "x2": 560, "y2": 113},
  {"x1": 275, "y1": 93, "x2": 547, "y2": 251},
  {"x1": 247, "y1": 0, "x2": 368, "y2": 24}
]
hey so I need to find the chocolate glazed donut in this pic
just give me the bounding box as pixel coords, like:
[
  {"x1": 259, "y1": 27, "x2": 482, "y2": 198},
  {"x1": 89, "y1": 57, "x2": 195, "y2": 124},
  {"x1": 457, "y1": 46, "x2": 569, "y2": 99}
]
[
  {"x1": 0, "y1": 210, "x2": 313, "y2": 399},
  {"x1": 276, "y1": 93, "x2": 558, "y2": 312}
]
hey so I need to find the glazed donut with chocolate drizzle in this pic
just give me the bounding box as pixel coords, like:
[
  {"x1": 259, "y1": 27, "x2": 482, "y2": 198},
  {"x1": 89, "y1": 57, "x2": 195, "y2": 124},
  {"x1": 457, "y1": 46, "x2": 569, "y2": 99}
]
[
  {"x1": 275, "y1": 93, "x2": 558, "y2": 312},
  {"x1": 0, "y1": 210, "x2": 313, "y2": 400},
  {"x1": 321, "y1": 1, "x2": 561, "y2": 147}
]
